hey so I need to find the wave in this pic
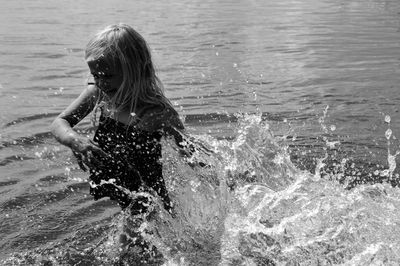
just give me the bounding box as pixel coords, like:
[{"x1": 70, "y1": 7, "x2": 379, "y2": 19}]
[{"x1": 3, "y1": 113, "x2": 60, "y2": 128}]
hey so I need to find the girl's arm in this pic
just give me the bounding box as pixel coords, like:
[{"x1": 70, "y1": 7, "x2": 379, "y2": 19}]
[
  {"x1": 138, "y1": 106, "x2": 185, "y2": 146},
  {"x1": 51, "y1": 84, "x2": 98, "y2": 146},
  {"x1": 139, "y1": 107, "x2": 211, "y2": 165},
  {"x1": 51, "y1": 85, "x2": 107, "y2": 170}
]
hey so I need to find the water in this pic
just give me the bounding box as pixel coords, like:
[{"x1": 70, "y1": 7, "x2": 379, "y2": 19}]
[{"x1": 1, "y1": 0, "x2": 400, "y2": 264}]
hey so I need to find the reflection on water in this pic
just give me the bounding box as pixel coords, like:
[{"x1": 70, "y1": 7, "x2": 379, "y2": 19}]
[{"x1": 1, "y1": 0, "x2": 400, "y2": 264}]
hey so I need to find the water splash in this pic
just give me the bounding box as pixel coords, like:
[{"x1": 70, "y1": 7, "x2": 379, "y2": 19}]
[
  {"x1": 384, "y1": 115, "x2": 400, "y2": 180},
  {"x1": 157, "y1": 114, "x2": 400, "y2": 265},
  {"x1": 3, "y1": 114, "x2": 400, "y2": 265}
]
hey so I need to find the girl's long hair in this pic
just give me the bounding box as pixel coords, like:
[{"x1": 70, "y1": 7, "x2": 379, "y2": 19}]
[{"x1": 85, "y1": 23, "x2": 176, "y2": 122}]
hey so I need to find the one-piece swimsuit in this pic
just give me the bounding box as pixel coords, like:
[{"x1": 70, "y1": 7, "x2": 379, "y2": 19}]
[{"x1": 89, "y1": 113, "x2": 172, "y2": 213}]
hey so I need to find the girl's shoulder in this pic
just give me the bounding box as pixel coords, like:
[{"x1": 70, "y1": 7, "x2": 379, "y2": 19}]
[{"x1": 138, "y1": 105, "x2": 184, "y2": 132}]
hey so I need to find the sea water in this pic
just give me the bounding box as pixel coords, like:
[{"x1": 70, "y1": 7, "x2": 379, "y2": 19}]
[{"x1": 1, "y1": 0, "x2": 400, "y2": 265}]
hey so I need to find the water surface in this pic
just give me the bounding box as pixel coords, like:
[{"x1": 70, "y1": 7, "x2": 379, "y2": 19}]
[{"x1": 1, "y1": 0, "x2": 400, "y2": 265}]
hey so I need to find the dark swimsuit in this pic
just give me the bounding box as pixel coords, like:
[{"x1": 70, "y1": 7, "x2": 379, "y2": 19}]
[{"x1": 89, "y1": 114, "x2": 172, "y2": 213}]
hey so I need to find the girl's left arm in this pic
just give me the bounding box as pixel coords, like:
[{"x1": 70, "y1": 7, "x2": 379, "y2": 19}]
[
  {"x1": 140, "y1": 107, "x2": 211, "y2": 166},
  {"x1": 162, "y1": 110, "x2": 213, "y2": 162}
]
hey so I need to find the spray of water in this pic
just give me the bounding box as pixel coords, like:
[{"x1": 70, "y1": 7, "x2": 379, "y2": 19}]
[{"x1": 3, "y1": 113, "x2": 400, "y2": 265}]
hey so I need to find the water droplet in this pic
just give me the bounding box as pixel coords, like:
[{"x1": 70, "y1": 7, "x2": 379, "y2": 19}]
[
  {"x1": 385, "y1": 128, "x2": 392, "y2": 140},
  {"x1": 388, "y1": 154, "x2": 397, "y2": 176},
  {"x1": 330, "y1": 125, "x2": 336, "y2": 131},
  {"x1": 233, "y1": 63, "x2": 237, "y2": 67},
  {"x1": 381, "y1": 169, "x2": 389, "y2": 177}
]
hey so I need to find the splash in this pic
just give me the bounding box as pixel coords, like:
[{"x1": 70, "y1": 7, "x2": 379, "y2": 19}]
[
  {"x1": 153, "y1": 113, "x2": 400, "y2": 265},
  {"x1": 3, "y1": 114, "x2": 400, "y2": 265},
  {"x1": 383, "y1": 115, "x2": 400, "y2": 180}
]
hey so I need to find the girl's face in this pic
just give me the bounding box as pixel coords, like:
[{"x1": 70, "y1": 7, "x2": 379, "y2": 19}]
[{"x1": 87, "y1": 57, "x2": 123, "y2": 95}]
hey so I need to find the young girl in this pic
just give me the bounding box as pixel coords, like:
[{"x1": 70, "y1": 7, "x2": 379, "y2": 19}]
[{"x1": 51, "y1": 23, "x2": 185, "y2": 214}]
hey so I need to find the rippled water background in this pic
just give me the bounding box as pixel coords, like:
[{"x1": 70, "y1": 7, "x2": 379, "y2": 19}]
[{"x1": 1, "y1": 0, "x2": 400, "y2": 265}]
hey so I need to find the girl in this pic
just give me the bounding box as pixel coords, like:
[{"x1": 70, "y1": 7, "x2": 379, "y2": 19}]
[{"x1": 51, "y1": 23, "x2": 185, "y2": 214}]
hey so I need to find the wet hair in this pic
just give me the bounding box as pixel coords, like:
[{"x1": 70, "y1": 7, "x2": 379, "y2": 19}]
[{"x1": 85, "y1": 23, "x2": 175, "y2": 120}]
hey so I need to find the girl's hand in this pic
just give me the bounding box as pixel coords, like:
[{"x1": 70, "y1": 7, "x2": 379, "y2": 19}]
[{"x1": 70, "y1": 137, "x2": 109, "y2": 171}]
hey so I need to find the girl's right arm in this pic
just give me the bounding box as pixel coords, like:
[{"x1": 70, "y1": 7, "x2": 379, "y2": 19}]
[{"x1": 51, "y1": 85, "x2": 107, "y2": 170}]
